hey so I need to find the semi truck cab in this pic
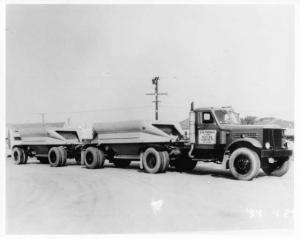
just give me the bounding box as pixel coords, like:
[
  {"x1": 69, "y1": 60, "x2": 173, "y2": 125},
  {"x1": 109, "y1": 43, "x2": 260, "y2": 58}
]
[{"x1": 182, "y1": 103, "x2": 293, "y2": 180}]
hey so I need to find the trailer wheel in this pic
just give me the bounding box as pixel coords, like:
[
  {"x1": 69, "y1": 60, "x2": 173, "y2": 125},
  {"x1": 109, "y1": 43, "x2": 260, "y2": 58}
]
[
  {"x1": 159, "y1": 151, "x2": 170, "y2": 173},
  {"x1": 84, "y1": 147, "x2": 105, "y2": 169},
  {"x1": 142, "y1": 148, "x2": 163, "y2": 174},
  {"x1": 12, "y1": 147, "x2": 25, "y2": 165},
  {"x1": 262, "y1": 158, "x2": 290, "y2": 177},
  {"x1": 22, "y1": 152, "x2": 28, "y2": 164},
  {"x1": 174, "y1": 157, "x2": 197, "y2": 171},
  {"x1": 229, "y1": 147, "x2": 261, "y2": 181},
  {"x1": 37, "y1": 157, "x2": 49, "y2": 164},
  {"x1": 58, "y1": 146, "x2": 67, "y2": 166},
  {"x1": 48, "y1": 147, "x2": 63, "y2": 167},
  {"x1": 112, "y1": 160, "x2": 131, "y2": 168}
]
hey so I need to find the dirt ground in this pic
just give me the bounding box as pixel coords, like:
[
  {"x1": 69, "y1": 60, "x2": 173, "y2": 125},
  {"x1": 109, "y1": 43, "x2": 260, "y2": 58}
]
[{"x1": 6, "y1": 157, "x2": 294, "y2": 234}]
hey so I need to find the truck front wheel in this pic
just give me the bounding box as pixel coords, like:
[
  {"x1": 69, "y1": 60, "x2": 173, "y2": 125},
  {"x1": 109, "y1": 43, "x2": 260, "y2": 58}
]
[
  {"x1": 262, "y1": 158, "x2": 290, "y2": 177},
  {"x1": 84, "y1": 147, "x2": 105, "y2": 169},
  {"x1": 142, "y1": 148, "x2": 163, "y2": 174},
  {"x1": 229, "y1": 147, "x2": 261, "y2": 181}
]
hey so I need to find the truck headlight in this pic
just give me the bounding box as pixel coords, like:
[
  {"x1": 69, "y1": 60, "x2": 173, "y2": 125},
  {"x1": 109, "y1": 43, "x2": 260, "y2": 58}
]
[
  {"x1": 282, "y1": 139, "x2": 288, "y2": 148},
  {"x1": 265, "y1": 142, "x2": 271, "y2": 149}
]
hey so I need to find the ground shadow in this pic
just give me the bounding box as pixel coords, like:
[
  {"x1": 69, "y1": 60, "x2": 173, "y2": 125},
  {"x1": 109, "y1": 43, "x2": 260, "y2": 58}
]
[{"x1": 8, "y1": 157, "x2": 268, "y2": 179}]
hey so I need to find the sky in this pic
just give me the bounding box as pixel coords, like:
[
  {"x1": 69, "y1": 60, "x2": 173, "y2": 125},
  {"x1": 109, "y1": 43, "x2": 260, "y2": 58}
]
[{"x1": 6, "y1": 4, "x2": 294, "y2": 127}]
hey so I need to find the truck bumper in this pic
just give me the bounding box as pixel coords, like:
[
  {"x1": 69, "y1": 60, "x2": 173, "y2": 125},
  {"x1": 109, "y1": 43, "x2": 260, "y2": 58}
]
[{"x1": 261, "y1": 149, "x2": 293, "y2": 158}]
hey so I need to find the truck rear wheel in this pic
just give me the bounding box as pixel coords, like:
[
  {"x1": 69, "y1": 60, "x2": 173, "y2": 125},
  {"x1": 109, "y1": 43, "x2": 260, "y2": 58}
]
[
  {"x1": 159, "y1": 151, "x2": 170, "y2": 173},
  {"x1": 262, "y1": 158, "x2": 290, "y2": 177},
  {"x1": 112, "y1": 160, "x2": 131, "y2": 168},
  {"x1": 174, "y1": 157, "x2": 197, "y2": 171},
  {"x1": 48, "y1": 147, "x2": 63, "y2": 167},
  {"x1": 229, "y1": 147, "x2": 261, "y2": 181},
  {"x1": 12, "y1": 147, "x2": 26, "y2": 165},
  {"x1": 142, "y1": 148, "x2": 163, "y2": 174},
  {"x1": 84, "y1": 147, "x2": 105, "y2": 169}
]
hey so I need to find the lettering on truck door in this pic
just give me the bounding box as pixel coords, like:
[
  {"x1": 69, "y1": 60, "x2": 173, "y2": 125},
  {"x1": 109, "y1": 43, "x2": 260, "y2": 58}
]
[{"x1": 197, "y1": 111, "x2": 219, "y2": 149}]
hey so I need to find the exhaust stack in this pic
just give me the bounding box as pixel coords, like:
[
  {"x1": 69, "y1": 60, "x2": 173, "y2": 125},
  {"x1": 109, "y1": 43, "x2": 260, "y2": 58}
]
[{"x1": 189, "y1": 102, "x2": 196, "y2": 144}]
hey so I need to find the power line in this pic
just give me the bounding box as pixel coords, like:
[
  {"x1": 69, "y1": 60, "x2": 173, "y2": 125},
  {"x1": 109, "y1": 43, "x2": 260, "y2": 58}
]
[{"x1": 146, "y1": 76, "x2": 168, "y2": 120}]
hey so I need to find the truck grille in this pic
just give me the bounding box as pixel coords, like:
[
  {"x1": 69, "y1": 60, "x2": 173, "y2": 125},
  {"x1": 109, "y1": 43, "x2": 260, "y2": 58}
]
[
  {"x1": 233, "y1": 132, "x2": 258, "y2": 139},
  {"x1": 263, "y1": 129, "x2": 283, "y2": 149}
]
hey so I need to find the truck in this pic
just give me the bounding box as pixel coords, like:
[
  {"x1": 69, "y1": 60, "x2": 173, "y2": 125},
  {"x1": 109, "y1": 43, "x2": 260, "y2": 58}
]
[
  {"x1": 173, "y1": 103, "x2": 293, "y2": 180},
  {"x1": 8, "y1": 127, "x2": 82, "y2": 166},
  {"x1": 8, "y1": 103, "x2": 293, "y2": 181},
  {"x1": 80, "y1": 120, "x2": 184, "y2": 173}
]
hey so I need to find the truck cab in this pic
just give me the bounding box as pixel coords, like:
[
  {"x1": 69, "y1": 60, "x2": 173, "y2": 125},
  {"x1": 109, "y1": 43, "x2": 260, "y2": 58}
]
[{"x1": 180, "y1": 103, "x2": 293, "y2": 180}]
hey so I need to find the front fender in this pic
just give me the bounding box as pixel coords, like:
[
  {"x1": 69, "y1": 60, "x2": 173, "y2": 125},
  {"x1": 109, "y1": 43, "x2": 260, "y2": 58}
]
[
  {"x1": 225, "y1": 137, "x2": 263, "y2": 152},
  {"x1": 222, "y1": 138, "x2": 263, "y2": 169}
]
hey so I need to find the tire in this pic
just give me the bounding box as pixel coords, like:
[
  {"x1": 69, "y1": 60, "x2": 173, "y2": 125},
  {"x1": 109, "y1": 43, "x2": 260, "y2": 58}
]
[
  {"x1": 84, "y1": 147, "x2": 105, "y2": 169},
  {"x1": 22, "y1": 151, "x2": 28, "y2": 164},
  {"x1": 142, "y1": 148, "x2": 163, "y2": 174},
  {"x1": 37, "y1": 157, "x2": 49, "y2": 164},
  {"x1": 159, "y1": 151, "x2": 170, "y2": 173},
  {"x1": 262, "y1": 158, "x2": 290, "y2": 177},
  {"x1": 112, "y1": 160, "x2": 131, "y2": 168},
  {"x1": 229, "y1": 147, "x2": 261, "y2": 181},
  {"x1": 75, "y1": 150, "x2": 81, "y2": 165},
  {"x1": 174, "y1": 157, "x2": 197, "y2": 171},
  {"x1": 48, "y1": 147, "x2": 63, "y2": 167},
  {"x1": 12, "y1": 147, "x2": 25, "y2": 165},
  {"x1": 58, "y1": 146, "x2": 67, "y2": 166},
  {"x1": 271, "y1": 160, "x2": 290, "y2": 177}
]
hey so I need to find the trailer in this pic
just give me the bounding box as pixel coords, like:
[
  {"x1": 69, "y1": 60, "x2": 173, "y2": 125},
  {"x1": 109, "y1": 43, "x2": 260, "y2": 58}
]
[
  {"x1": 81, "y1": 120, "x2": 184, "y2": 173},
  {"x1": 8, "y1": 127, "x2": 82, "y2": 167}
]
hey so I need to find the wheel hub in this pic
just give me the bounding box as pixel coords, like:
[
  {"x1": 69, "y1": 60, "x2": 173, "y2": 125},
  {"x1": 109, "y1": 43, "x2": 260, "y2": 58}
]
[
  {"x1": 49, "y1": 151, "x2": 57, "y2": 164},
  {"x1": 147, "y1": 153, "x2": 157, "y2": 169},
  {"x1": 234, "y1": 155, "x2": 251, "y2": 175},
  {"x1": 13, "y1": 151, "x2": 19, "y2": 161},
  {"x1": 86, "y1": 152, "x2": 93, "y2": 165}
]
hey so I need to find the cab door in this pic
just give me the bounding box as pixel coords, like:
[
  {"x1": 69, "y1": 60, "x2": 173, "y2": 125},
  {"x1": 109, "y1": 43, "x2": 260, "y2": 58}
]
[{"x1": 196, "y1": 111, "x2": 220, "y2": 149}]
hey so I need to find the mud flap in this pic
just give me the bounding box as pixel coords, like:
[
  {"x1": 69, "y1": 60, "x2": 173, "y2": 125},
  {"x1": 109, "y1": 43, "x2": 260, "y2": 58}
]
[{"x1": 222, "y1": 154, "x2": 230, "y2": 169}]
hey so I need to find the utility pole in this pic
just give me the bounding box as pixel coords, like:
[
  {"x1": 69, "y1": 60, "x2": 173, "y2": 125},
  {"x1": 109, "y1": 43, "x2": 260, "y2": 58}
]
[
  {"x1": 67, "y1": 117, "x2": 71, "y2": 126},
  {"x1": 39, "y1": 113, "x2": 46, "y2": 126},
  {"x1": 146, "y1": 76, "x2": 167, "y2": 120}
]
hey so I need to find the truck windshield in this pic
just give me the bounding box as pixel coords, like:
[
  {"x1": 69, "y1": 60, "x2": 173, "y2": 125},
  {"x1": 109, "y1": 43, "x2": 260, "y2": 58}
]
[{"x1": 214, "y1": 110, "x2": 241, "y2": 125}]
